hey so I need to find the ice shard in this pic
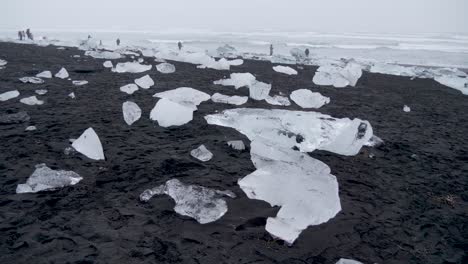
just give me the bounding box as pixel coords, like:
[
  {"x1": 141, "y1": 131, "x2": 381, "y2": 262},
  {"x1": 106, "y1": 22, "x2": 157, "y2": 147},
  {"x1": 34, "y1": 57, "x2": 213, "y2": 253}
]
[
  {"x1": 156, "y1": 62, "x2": 176, "y2": 74},
  {"x1": 403, "y1": 105, "x2": 411, "y2": 112},
  {"x1": 122, "y1": 101, "x2": 142, "y2": 125},
  {"x1": 19, "y1": 77, "x2": 44, "y2": 84},
  {"x1": 273, "y1": 65, "x2": 298, "y2": 75},
  {"x1": 150, "y1": 98, "x2": 194, "y2": 127},
  {"x1": 313, "y1": 62, "x2": 362, "y2": 88},
  {"x1": 72, "y1": 127, "x2": 105, "y2": 160},
  {"x1": 55, "y1": 67, "x2": 69, "y2": 79},
  {"x1": 72, "y1": 80, "x2": 88, "y2": 86},
  {"x1": 290, "y1": 89, "x2": 330, "y2": 108},
  {"x1": 35, "y1": 89, "x2": 48, "y2": 95},
  {"x1": 16, "y1": 164, "x2": 82, "y2": 194},
  {"x1": 120, "y1": 84, "x2": 139, "y2": 94},
  {"x1": 36, "y1": 71, "x2": 52, "y2": 78},
  {"x1": 190, "y1": 145, "x2": 213, "y2": 162},
  {"x1": 112, "y1": 62, "x2": 152, "y2": 73},
  {"x1": 153, "y1": 87, "x2": 210, "y2": 110},
  {"x1": 0, "y1": 90, "x2": 20, "y2": 101},
  {"x1": 85, "y1": 50, "x2": 122, "y2": 59},
  {"x1": 211, "y1": 93, "x2": 248, "y2": 105},
  {"x1": 20, "y1": 96, "x2": 44, "y2": 105},
  {"x1": 227, "y1": 140, "x2": 245, "y2": 151},
  {"x1": 265, "y1": 95, "x2": 291, "y2": 106},
  {"x1": 103, "y1": 61, "x2": 113, "y2": 68},
  {"x1": 134, "y1": 75, "x2": 154, "y2": 89}
]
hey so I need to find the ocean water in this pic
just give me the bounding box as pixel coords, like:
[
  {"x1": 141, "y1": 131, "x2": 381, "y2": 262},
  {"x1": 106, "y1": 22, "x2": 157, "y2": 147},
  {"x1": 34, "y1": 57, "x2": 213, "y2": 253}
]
[{"x1": 1, "y1": 29, "x2": 467, "y2": 68}]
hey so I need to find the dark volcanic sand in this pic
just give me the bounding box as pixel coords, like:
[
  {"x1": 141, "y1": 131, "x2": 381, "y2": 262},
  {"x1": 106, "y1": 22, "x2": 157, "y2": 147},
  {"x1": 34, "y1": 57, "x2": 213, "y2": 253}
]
[{"x1": 0, "y1": 42, "x2": 467, "y2": 264}]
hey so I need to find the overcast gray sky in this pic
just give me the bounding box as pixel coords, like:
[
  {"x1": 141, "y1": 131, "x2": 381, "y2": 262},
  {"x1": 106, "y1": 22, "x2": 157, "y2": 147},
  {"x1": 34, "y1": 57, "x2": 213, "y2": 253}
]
[{"x1": 1, "y1": 0, "x2": 467, "y2": 34}]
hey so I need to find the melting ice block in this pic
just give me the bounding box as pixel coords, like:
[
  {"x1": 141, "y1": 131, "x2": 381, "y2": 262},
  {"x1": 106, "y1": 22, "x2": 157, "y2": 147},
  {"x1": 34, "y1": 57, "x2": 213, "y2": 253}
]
[
  {"x1": 139, "y1": 179, "x2": 235, "y2": 224},
  {"x1": 336, "y1": 259, "x2": 363, "y2": 264},
  {"x1": 122, "y1": 101, "x2": 142, "y2": 125},
  {"x1": 68, "y1": 92, "x2": 76, "y2": 99},
  {"x1": 19, "y1": 77, "x2": 44, "y2": 84},
  {"x1": 227, "y1": 140, "x2": 245, "y2": 151},
  {"x1": 290, "y1": 89, "x2": 330, "y2": 108},
  {"x1": 265, "y1": 95, "x2": 291, "y2": 106},
  {"x1": 55, "y1": 68, "x2": 69, "y2": 79},
  {"x1": 72, "y1": 80, "x2": 88, "y2": 86},
  {"x1": 153, "y1": 87, "x2": 210, "y2": 110},
  {"x1": 36, "y1": 71, "x2": 52, "y2": 78},
  {"x1": 313, "y1": 62, "x2": 362, "y2": 88},
  {"x1": 112, "y1": 62, "x2": 152, "y2": 73},
  {"x1": 249, "y1": 81, "x2": 271, "y2": 100},
  {"x1": 85, "y1": 50, "x2": 122, "y2": 59},
  {"x1": 0, "y1": 90, "x2": 20, "y2": 101},
  {"x1": 156, "y1": 62, "x2": 176, "y2": 74},
  {"x1": 134, "y1": 75, "x2": 154, "y2": 89},
  {"x1": 25, "y1": 126, "x2": 37, "y2": 131},
  {"x1": 435, "y1": 76, "x2": 468, "y2": 95},
  {"x1": 16, "y1": 164, "x2": 82, "y2": 194},
  {"x1": 72, "y1": 127, "x2": 105, "y2": 160},
  {"x1": 273, "y1": 65, "x2": 298, "y2": 75},
  {"x1": 35, "y1": 89, "x2": 48, "y2": 95},
  {"x1": 103, "y1": 61, "x2": 113, "y2": 68},
  {"x1": 150, "y1": 98, "x2": 194, "y2": 127},
  {"x1": 120, "y1": 84, "x2": 139, "y2": 94},
  {"x1": 190, "y1": 145, "x2": 213, "y2": 162},
  {"x1": 20, "y1": 96, "x2": 44, "y2": 105},
  {"x1": 211, "y1": 93, "x2": 248, "y2": 105},
  {"x1": 214, "y1": 73, "x2": 256, "y2": 89}
]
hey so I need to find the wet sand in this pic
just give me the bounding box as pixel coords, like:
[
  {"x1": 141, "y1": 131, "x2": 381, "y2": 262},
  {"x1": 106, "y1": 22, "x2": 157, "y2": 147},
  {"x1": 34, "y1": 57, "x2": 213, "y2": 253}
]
[{"x1": 0, "y1": 42, "x2": 467, "y2": 264}]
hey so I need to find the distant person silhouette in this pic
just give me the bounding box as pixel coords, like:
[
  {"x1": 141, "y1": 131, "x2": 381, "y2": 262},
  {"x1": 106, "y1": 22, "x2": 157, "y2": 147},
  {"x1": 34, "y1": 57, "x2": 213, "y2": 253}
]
[
  {"x1": 305, "y1": 48, "x2": 310, "y2": 57},
  {"x1": 26, "y1": 29, "x2": 33, "y2": 40},
  {"x1": 18, "y1": 31, "x2": 23, "y2": 41},
  {"x1": 178, "y1": 41, "x2": 183, "y2": 51},
  {"x1": 88, "y1": 35, "x2": 91, "y2": 39},
  {"x1": 270, "y1": 44, "x2": 274, "y2": 56},
  {"x1": 99, "y1": 40, "x2": 103, "y2": 46},
  {"x1": 116, "y1": 38, "x2": 120, "y2": 46}
]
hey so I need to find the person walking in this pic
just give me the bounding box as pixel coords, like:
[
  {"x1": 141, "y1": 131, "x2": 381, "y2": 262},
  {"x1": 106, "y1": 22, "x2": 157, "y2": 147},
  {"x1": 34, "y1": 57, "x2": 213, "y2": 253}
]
[
  {"x1": 18, "y1": 31, "x2": 23, "y2": 41},
  {"x1": 26, "y1": 29, "x2": 33, "y2": 40},
  {"x1": 305, "y1": 48, "x2": 310, "y2": 57},
  {"x1": 116, "y1": 38, "x2": 120, "y2": 46},
  {"x1": 178, "y1": 41, "x2": 183, "y2": 51},
  {"x1": 270, "y1": 44, "x2": 274, "y2": 56}
]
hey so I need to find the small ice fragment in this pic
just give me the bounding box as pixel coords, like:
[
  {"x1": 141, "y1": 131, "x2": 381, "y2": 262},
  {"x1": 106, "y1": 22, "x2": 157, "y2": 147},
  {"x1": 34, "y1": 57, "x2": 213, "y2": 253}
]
[
  {"x1": 190, "y1": 145, "x2": 213, "y2": 162},
  {"x1": 122, "y1": 101, "x2": 142, "y2": 125},
  {"x1": 138, "y1": 58, "x2": 144, "y2": 63},
  {"x1": 103, "y1": 61, "x2": 113, "y2": 68},
  {"x1": 55, "y1": 67, "x2": 69, "y2": 79},
  {"x1": 20, "y1": 96, "x2": 44, "y2": 105},
  {"x1": 112, "y1": 62, "x2": 152, "y2": 73},
  {"x1": 19, "y1": 77, "x2": 44, "y2": 84},
  {"x1": 290, "y1": 89, "x2": 330, "y2": 108},
  {"x1": 68, "y1": 92, "x2": 76, "y2": 99},
  {"x1": 150, "y1": 98, "x2": 194, "y2": 127},
  {"x1": 153, "y1": 87, "x2": 210, "y2": 109},
  {"x1": 139, "y1": 179, "x2": 234, "y2": 224},
  {"x1": 336, "y1": 259, "x2": 363, "y2": 264},
  {"x1": 72, "y1": 80, "x2": 88, "y2": 86},
  {"x1": 0, "y1": 59, "x2": 7, "y2": 66},
  {"x1": 25, "y1": 126, "x2": 37, "y2": 131},
  {"x1": 0, "y1": 112, "x2": 30, "y2": 124},
  {"x1": 227, "y1": 140, "x2": 245, "y2": 150},
  {"x1": 85, "y1": 50, "x2": 122, "y2": 59},
  {"x1": 16, "y1": 164, "x2": 82, "y2": 194},
  {"x1": 211, "y1": 93, "x2": 248, "y2": 105},
  {"x1": 134, "y1": 75, "x2": 154, "y2": 89},
  {"x1": 403, "y1": 105, "x2": 411, "y2": 112},
  {"x1": 35, "y1": 89, "x2": 48, "y2": 95},
  {"x1": 249, "y1": 81, "x2": 271, "y2": 100},
  {"x1": 120, "y1": 84, "x2": 139, "y2": 94},
  {"x1": 214, "y1": 73, "x2": 256, "y2": 89},
  {"x1": 364, "y1": 135, "x2": 384, "y2": 147},
  {"x1": 0, "y1": 90, "x2": 20, "y2": 101},
  {"x1": 73, "y1": 55, "x2": 80, "y2": 58},
  {"x1": 72, "y1": 127, "x2": 105, "y2": 160},
  {"x1": 156, "y1": 62, "x2": 176, "y2": 74},
  {"x1": 36, "y1": 71, "x2": 52, "y2": 78},
  {"x1": 265, "y1": 95, "x2": 291, "y2": 106},
  {"x1": 273, "y1": 65, "x2": 298, "y2": 75}
]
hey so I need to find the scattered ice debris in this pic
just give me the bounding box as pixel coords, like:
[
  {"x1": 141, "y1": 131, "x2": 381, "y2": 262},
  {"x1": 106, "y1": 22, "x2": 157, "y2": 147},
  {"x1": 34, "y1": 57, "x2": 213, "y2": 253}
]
[
  {"x1": 20, "y1": 96, "x2": 44, "y2": 105},
  {"x1": 35, "y1": 89, "x2": 48, "y2": 95},
  {"x1": 139, "y1": 179, "x2": 235, "y2": 224},
  {"x1": 190, "y1": 145, "x2": 213, "y2": 162},
  {"x1": 72, "y1": 127, "x2": 105, "y2": 160},
  {"x1": 214, "y1": 73, "x2": 271, "y2": 100},
  {"x1": 364, "y1": 135, "x2": 384, "y2": 147},
  {"x1": 211, "y1": 93, "x2": 248, "y2": 105},
  {"x1": 72, "y1": 80, "x2": 88, "y2": 86},
  {"x1": 134, "y1": 75, "x2": 154, "y2": 89},
  {"x1": 122, "y1": 101, "x2": 142, "y2": 125},
  {"x1": 64, "y1": 147, "x2": 75, "y2": 156},
  {"x1": 227, "y1": 140, "x2": 245, "y2": 151},
  {"x1": 19, "y1": 77, "x2": 44, "y2": 84},
  {"x1": 156, "y1": 51, "x2": 240, "y2": 70},
  {"x1": 153, "y1": 87, "x2": 210, "y2": 110},
  {"x1": 150, "y1": 98, "x2": 194, "y2": 127},
  {"x1": 265, "y1": 95, "x2": 291, "y2": 106},
  {"x1": 290, "y1": 89, "x2": 330, "y2": 108},
  {"x1": 434, "y1": 76, "x2": 468, "y2": 95},
  {"x1": 156, "y1": 62, "x2": 176, "y2": 74},
  {"x1": 103, "y1": 60, "x2": 113, "y2": 68},
  {"x1": 0, "y1": 111, "x2": 30, "y2": 124},
  {"x1": 55, "y1": 67, "x2": 69, "y2": 79},
  {"x1": 16, "y1": 164, "x2": 82, "y2": 194},
  {"x1": 0, "y1": 90, "x2": 20, "y2": 101},
  {"x1": 313, "y1": 62, "x2": 362, "y2": 88},
  {"x1": 120, "y1": 84, "x2": 139, "y2": 94},
  {"x1": 36, "y1": 71, "x2": 52, "y2": 78},
  {"x1": 205, "y1": 108, "x2": 373, "y2": 244},
  {"x1": 273, "y1": 65, "x2": 298, "y2": 75},
  {"x1": 403, "y1": 105, "x2": 411, "y2": 112},
  {"x1": 84, "y1": 50, "x2": 122, "y2": 59},
  {"x1": 25, "y1": 126, "x2": 37, "y2": 131},
  {"x1": 336, "y1": 259, "x2": 363, "y2": 264},
  {"x1": 68, "y1": 92, "x2": 76, "y2": 99},
  {"x1": 112, "y1": 62, "x2": 152, "y2": 73}
]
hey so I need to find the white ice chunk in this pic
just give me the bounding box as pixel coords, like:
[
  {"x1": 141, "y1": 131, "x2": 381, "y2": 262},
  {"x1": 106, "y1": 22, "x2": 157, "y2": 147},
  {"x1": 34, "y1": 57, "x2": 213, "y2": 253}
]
[
  {"x1": 403, "y1": 105, "x2": 411, "y2": 112},
  {"x1": 16, "y1": 164, "x2": 83, "y2": 194},
  {"x1": 25, "y1": 126, "x2": 37, "y2": 131},
  {"x1": 313, "y1": 62, "x2": 362, "y2": 88},
  {"x1": 139, "y1": 179, "x2": 235, "y2": 224},
  {"x1": 20, "y1": 96, "x2": 44, "y2": 105},
  {"x1": 72, "y1": 80, "x2": 88, "y2": 86},
  {"x1": 120, "y1": 84, "x2": 139, "y2": 94},
  {"x1": 364, "y1": 135, "x2": 384, "y2": 147},
  {"x1": 150, "y1": 98, "x2": 194, "y2": 127},
  {"x1": 35, "y1": 89, "x2": 48, "y2": 95},
  {"x1": 227, "y1": 140, "x2": 245, "y2": 151},
  {"x1": 68, "y1": 92, "x2": 76, "y2": 99},
  {"x1": 153, "y1": 87, "x2": 210, "y2": 110},
  {"x1": 0, "y1": 90, "x2": 20, "y2": 101},
  {"x1": 85, "y1": 50, "x2": 122, "y2": 59},
  {"x1": 290, "y1": 89, "x2": 330, "y2": 108},
  {"x1": 0, "y1": 59, "x2": 7, "y2": 66},
  {"x1": 72, "y1": 127, "x2": 105, "y2": 160},
  {"x1": 112, "y1": 62, "x2": 152, "y2": 73},
  {"x1": 435, "y1": 76, "x2": 468, "y2": 95},
  {"x1": 19, "y1": 77, "x2": 44, "y2": 84},
  {"x1": 122, "y1": 101, "x2": 142, "y2": 125},
  {"x1": 190, "y1": 145, "x2": 213, "y2": 162},
  {"x1": 216, "y1": 44, "x2": 238, "y2": 58},
  {"x1": 103, "y1": 60, "x2": 113, "y2": 68},
  {"x1": 249, "y1": 81, "x2": 271, "y2": 100},
  {"x1": 273, "y1": 65, "x2": 298, "y2": 75},
  {"x1": 228, "y1": 59, "x2": 244, "y2": 66},
  {"x1": 138, "y1": 58, "x2": 144, "y2": 63},
  {"x1": 156, "y1": 62, "x2": 176, "y2": 74},
  {"x1": 265, "y1": 95, "x2": 291, "y2": 106},
  {"x1": 211, "y1": 93, "x2": 248, "y2": 105},
  {"x1": 36, "y1": 71, "x2": 52, "y2": 78},
  {"x1": 55, "y1": 68, "x2": 69, "y2": 79},
  {"x1": 134, "y1": 75, "x2": 154, "y2": 89},
  {"x1": 336, "y1": 259, "x2": 363, "y2": 264},
  {"x1": 214, "y1": 73, "x2": 256, "y2": 89}
]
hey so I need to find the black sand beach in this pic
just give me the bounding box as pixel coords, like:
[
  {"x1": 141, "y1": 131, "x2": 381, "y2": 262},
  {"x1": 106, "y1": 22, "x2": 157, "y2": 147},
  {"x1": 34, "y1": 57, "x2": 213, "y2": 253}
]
[{"x1": 0, "y1": 42, "x2": 467, "y2": 264}]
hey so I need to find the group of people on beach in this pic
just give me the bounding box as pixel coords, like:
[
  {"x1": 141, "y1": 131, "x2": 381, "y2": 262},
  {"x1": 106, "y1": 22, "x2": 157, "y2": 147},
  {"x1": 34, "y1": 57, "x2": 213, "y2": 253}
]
[{"x1": 18, "y1": 29, "x2": 33, "y2": 41}]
